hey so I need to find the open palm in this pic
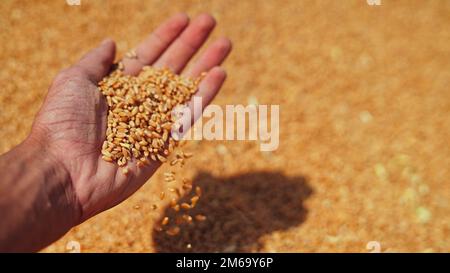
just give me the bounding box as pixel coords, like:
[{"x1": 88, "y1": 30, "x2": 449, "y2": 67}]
[{"x1": 32, "y1": 13, "x2": 231, "y2": 222}]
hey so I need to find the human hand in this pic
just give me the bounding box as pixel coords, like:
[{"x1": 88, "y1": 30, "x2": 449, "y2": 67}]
[{"x1": 31, "y1": 13, "x2": 232, "y2": 222}]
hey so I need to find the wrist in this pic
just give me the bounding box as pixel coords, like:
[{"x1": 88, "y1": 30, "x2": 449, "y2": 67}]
[
  {"x1": 25, "y1": 130, "x2": 82, "y2": 227},
  {"x1": 0, "y1": 131, "x2": 82, "y2": 252}
]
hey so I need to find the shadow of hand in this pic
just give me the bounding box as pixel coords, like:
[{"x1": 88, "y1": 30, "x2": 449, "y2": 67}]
[{"x1": 153, "y1": 171, "x2": 313, "y2": 252}]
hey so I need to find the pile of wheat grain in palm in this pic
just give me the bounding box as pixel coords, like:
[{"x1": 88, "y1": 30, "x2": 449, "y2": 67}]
[{"x1": 98, "y1": 64, "x2": 206, "y2": 237}]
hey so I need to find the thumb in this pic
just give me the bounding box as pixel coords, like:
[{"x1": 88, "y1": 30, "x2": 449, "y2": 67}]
[{"x1": 76, "y1": 39, "x2": 116, "y2": 83}]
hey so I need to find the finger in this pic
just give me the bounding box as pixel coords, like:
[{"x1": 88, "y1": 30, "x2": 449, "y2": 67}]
[
  {"x1": 194, "y1": 66, "x2": 227, "y2": 108},
  {"x1": 122, "y1": 13, "x2": 190, "y2": 75},
  {"x1": 76, "y1": 39, "x2": 116, "y2": 83},
  {"x1": 153, "y1": 13, "x2": 216, "y2": 73},
  {"x1": 175, "y1": 66, "x2": 227, "y2": 132},
  {"x1": 185, "y1": 37, "x2": 232, "y2": 77}
]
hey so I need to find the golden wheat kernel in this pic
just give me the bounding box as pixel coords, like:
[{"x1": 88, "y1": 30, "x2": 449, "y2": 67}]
[
  {"x1": 157, "y1": 154, "x2": 167, "y2": 162},
  {"x1": 191, "y1": 196, "x2": 199, "y2": 207},
  {"x1": 161, "y1": 217, "x2": 169, "y2": 226},
  {"x1": 117, "y1": 128, "x2": 128, "y2": 134},
  {"x1": 120, "y1": 143, "x2": 131, "y2": 149},
  {"x1": 183, "y1": 214, "x2": 193, "y2": 223},
  {"x1": 164, "y1": 177, "x2": 175, "y2": 182},
  {"x1": 139, "y1": 140, "x2": 148, "y2": 146},
  {"x1": 195, "y1": 214, "x2": 207, "y2": 221},
  {"x1": 162, "y1": 122, "x2": 172, "y2": 130},
  {"x1": 116, "y1": 102, "x2": 124, "y2": 109},
  {"x1": 151, "y1": 139, "x2": 159, "y2": 148},
  {"x1": 158, "y1": 139, "x2": 165, "y2": 147},
  {"x1": 118, "y1": 159, "x2": 126, "y2": 167},
  {"x1": 170, "y1": 158, "x2": 179, "y2": 166},
  {"x1": 166, "y1": 226, "x2": 180, "y2": 236},
  {"x1": 102, "y1": 156, "x2": 113, "y2": 162},
  {"x1": 183, "y1": 152, "x2": 193, "y2": 158},
  {"x1": 173, "y1": 204, "x2": 180, "y2": 212},
  {"x1": 181, "y1": 203, "x2": 191, "y2": 210},
  {"x1": 182, "y1": 184, "x2": 192, "y2": 192},
  {"x1": 131, "y1": 107, "x2": 138, "y2": 116},
  {"x1": 125, "y1": 49, "x2": 137, "y2": 59},
  {"x1": 159, "y1": 191, "x2": 165, "y2": 200},
  {"x1": 151, "y1": 131, "x2": 161, "y2": 138},
  {"x1": 118, "y1": 112, "x2": 129, "y2": 118},
  {"x1": 180, "y1": 158, "x2": 186, "y2": 167},
  {"x1": 139, "y1": 157, "x2": 148, "y2": 163},
  {"x1": 101, "y1": 149, "x2": 112, "y2": 156},
  {"x1": 195, "y1": 186, "x2": 202, "y2": 197},
  {"x1": 164, "y1": 171, "x2": 175, "y2": 177}
]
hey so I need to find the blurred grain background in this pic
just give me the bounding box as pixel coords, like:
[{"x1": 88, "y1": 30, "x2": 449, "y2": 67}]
[{"x1": 0, "y1": 0, "x2": 449, "y2": 252}]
